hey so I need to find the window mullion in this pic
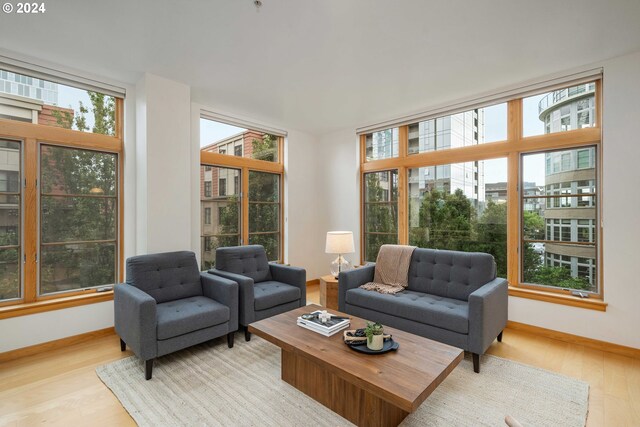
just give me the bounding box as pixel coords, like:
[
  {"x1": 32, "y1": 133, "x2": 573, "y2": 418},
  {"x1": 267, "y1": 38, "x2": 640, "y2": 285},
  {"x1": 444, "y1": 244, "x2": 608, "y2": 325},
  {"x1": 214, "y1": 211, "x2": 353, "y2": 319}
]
[{"x1": 23, "y1": 138, "x2": 37, "y2": 303}]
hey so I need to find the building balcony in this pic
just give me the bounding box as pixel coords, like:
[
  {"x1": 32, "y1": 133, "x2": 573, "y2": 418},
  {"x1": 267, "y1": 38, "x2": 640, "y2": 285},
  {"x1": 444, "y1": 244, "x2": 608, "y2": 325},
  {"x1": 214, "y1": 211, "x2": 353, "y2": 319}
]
[{"x1": 538, "y1": 83, "x2": 596, "y2": 119}]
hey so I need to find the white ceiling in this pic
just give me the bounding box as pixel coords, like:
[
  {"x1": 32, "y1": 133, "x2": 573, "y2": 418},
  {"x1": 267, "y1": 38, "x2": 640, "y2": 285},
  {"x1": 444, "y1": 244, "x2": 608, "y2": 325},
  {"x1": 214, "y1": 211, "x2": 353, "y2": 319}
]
[{"x1": 1, "y1": 0, "x2": 639, "y2": 135}]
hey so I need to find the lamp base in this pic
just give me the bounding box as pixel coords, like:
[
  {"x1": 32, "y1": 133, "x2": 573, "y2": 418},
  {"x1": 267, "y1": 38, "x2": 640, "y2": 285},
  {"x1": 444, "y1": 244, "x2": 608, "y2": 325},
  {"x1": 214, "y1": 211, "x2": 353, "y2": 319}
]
[{"x1": 330, "y1": 254, "x2": 352, "y2": 278}]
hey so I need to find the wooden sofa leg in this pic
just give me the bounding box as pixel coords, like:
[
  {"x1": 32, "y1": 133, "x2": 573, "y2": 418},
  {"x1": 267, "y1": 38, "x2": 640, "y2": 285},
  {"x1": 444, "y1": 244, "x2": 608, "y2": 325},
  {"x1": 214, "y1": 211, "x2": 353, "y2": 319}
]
[
  {"x1": 497, "y1": 331, "x2": 503, "y2": 342},
  {"x1": 244, "y1": 328, "x2": 251, "y2": 342},
  {"x1": 120, "y1": 339, "x2": 126, "y2": 352},
  {"x1": 227, "y1": 332, "x2": 235, "y2": 348},
  {"x1": 145, "y1": 359, "x2": 154, "y2": 380},
  {"x1": 472, "y1": 353, "x2": 480, "y2": 373}
]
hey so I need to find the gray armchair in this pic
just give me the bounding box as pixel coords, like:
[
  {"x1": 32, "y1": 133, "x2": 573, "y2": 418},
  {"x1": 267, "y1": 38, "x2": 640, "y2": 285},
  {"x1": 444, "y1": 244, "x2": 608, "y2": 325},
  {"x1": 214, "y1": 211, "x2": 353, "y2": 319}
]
[
  {"x1": 209, "y1": 245, "x2": 306, "y2": 341},
  {"x1": 115, "y1": 251, "x2": 238, "y2": 380}
]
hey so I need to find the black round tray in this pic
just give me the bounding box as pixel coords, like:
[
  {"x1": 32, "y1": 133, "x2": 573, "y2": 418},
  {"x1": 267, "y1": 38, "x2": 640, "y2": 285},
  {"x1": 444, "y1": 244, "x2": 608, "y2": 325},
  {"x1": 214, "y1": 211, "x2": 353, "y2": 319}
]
[{"x1": 346, "y1": 338, "x2": 399, "y2": 354}]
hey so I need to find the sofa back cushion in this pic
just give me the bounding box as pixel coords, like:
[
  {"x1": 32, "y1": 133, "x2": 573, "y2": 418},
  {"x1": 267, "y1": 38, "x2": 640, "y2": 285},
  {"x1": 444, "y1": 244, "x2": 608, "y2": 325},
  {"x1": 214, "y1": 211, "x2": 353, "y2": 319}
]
[
  {"x1": 126, "y1": 251, "x2": 202, "y2": 304},
  {"x1": 215, "y1": 245, "x2": 272, "y2": 283},
  {"x1": 407, "y1": 248, "x2": 496, "y2": 301}
]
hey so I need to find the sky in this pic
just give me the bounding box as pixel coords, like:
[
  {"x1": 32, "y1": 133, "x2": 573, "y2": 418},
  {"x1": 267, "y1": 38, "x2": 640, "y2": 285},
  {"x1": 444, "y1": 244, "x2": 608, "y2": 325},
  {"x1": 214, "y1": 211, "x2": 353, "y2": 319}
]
[{"x1": 200, "y1": 119, "x2": 246, "y2": 148}]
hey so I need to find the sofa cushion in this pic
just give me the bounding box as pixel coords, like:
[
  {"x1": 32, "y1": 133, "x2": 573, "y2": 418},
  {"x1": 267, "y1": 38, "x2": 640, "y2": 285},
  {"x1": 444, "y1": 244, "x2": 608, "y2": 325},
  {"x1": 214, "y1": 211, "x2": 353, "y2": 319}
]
[
  {"x1": 254, "y1": 281, "x2": 301, "y2": 311},
  {"x1": 407, "y1": 249, "x2": 496, "y2": 301},
  {"x1": 156, "y1": 296, "x2": 230, "y2": 340},
  {"x1": 126, "y1": 251, "x2": 202, "y2": 304},
  {"x1": 215, "y1": 245, "x2": 272, "y2": 283},
  {"x1": 345, "y1": 288, "x2": 469, "y2": 334}
]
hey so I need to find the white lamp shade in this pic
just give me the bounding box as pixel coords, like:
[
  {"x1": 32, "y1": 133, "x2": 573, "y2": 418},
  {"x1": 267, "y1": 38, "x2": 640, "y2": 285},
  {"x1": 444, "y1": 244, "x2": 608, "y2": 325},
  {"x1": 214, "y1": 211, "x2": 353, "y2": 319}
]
[{"x1": 325, "y1": 231, "x2": 355, "y2": 254}]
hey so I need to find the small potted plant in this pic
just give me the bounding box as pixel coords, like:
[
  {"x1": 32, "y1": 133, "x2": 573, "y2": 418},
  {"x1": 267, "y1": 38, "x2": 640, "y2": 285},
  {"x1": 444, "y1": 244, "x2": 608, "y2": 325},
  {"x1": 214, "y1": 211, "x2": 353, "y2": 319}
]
[{"x1": 365, "y1": 322, "x2": 384, "y2": 351}]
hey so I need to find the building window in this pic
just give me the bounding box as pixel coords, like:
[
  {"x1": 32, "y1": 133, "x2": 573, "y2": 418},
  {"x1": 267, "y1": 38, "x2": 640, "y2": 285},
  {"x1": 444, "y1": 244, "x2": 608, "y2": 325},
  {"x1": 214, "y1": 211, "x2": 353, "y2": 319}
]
[
  {"x1": 199, "y1": 166, "x2": 241, "y2": 271},
  {"x1": 219, "y1": 178, "x2": 226, "y2": 196},
  {"x1": 363, "y1": 170, "x2": 398, "y2": 262},
  {"x1": 204, "y1": 181, "x2": 212, "y2": 198},
  {"x1": 248, "y1": 171, "x2": 281, "y2": 262},
  {"x1": 0, "y1": 71, "x2": 123, "y2": 308},
  {"x1": 200, "y1": 117, "x2": 284, "y2": 269},
  {"x1": 0, "y1": 140, "x2": 21, "y2": 301},
  {"x1": 522, "y1": 146, "x2": 598, "y2": 293},
  {"x1": 39, "y1": 146, "x2": 118, "y2": 296},
  {"x1": 360, "y1": 80, "x2": 602, "y2": 301}
]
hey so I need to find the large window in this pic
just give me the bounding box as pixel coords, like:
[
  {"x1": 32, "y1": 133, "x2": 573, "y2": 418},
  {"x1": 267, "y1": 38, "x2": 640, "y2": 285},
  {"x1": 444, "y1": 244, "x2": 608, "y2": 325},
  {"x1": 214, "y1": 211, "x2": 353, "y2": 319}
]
[
  {"x1": 0, "y1": 68, "x2": 123, "y2": 311},
  {"x1": 200, "y1": 117, "x2": 284, "y2": 269},
  {"x1": 200, "y1": 165, "x2": 241, "y2": 270},
  {"x1": 521, "y1": 147, "x2": 598, "y2": 293},
  {"x1": 408, "y1": 158, "x2": 508, "y2": 276},
  {"x1": 360, "y1": 80, "x2": 602, "y2": 305},
  {"x1": 40, "y1": 146, "x2": 118, "y2": 295},
  {"x1": 0, "y1": 140, "x2": 21, "y2": 301},
  {"x1": 248, "y1": 171, "x2": 281, "y2": 261},
  {"x1": 363, "y1": 170, "x2": 398, "y2": 262}
]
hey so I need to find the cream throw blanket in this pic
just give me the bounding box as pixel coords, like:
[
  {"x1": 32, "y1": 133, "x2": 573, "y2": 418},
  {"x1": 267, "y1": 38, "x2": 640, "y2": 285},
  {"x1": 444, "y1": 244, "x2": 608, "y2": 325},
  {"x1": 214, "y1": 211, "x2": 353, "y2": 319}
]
[{"x1": 360, "y1": 244, "x2": 417, "y2": 294}]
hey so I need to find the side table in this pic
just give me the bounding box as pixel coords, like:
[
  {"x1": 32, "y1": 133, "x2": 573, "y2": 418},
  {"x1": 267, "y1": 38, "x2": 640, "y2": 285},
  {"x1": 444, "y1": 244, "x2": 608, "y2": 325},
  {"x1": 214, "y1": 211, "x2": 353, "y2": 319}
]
[{"x1": 319, "y1": 275, "x2": 339, "y2": 310}]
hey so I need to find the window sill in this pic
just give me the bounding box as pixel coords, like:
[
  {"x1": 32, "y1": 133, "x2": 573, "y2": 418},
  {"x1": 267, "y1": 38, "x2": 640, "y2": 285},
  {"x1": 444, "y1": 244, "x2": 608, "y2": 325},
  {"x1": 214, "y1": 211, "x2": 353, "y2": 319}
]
[
  {"x1": 0, "y1": 291, "x2": 114, "y2": 320},
  {"x1": 508, "y1": 286, "x2": 607, "y2": 312}
]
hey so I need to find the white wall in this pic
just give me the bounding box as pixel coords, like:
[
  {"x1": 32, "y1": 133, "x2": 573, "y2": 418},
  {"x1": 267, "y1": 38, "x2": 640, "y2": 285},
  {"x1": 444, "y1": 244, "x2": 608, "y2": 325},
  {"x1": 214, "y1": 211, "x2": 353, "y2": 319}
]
[
  {"x1": 284, "y1": 129, "x2": 326, "y2": 280},
  {"x1": 135, "y1": 73, "x2": 192, "y2": 253},
  {"x1": 317, "y1": 129, "x2": 361, "y2": 270},
  {"x1": 315, "y1": 50, "x2": 640, "y2": 349}
]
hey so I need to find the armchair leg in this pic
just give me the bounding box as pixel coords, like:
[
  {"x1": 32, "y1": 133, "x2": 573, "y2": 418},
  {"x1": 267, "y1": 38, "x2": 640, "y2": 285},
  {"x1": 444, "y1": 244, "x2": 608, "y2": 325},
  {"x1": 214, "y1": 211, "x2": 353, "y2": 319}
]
[
  {"x1": 245, "y1": 328, "x2": 251, "y2": 342},
  {"x1": 120, "y1": 338, "x2": 126, "y2": 352},
  {"x1": 497, "y1": 331, "x2": 503, "y2": 342},
  {"x1": 472, "y1": 353, "x2": 480, "y2": 373},
  {"x1": 227, "y1": 332, "x2": 235, "y2": 348},
  {"x1": 145, "y1": 359, "x2": 154, "y2": 380}
]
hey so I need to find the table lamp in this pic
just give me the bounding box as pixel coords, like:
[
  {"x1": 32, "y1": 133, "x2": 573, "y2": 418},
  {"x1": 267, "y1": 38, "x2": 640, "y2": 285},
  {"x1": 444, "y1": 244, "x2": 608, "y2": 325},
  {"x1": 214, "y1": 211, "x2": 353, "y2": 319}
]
[{"x1": 325, "y1": 231, "x2": 355, "y2": 278}]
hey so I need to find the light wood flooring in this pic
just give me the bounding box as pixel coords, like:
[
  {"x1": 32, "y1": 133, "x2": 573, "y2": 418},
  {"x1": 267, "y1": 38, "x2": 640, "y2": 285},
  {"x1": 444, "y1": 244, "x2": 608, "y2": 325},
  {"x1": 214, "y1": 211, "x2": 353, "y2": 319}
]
[{"x1": 0, "y1": 283, "x2": 638, "y2": 426}]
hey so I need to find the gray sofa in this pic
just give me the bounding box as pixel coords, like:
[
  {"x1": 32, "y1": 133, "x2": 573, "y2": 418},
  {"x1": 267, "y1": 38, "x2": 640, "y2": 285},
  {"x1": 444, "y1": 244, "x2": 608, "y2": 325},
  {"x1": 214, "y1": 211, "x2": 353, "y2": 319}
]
[
  {"x1": 115, "y1": 251, "x2": 238, "y2": 380},
  {"x1": 339, "y1": 248, "x2": 507, "y2": 373},
  {"x1": 209, "y1": 245, "x2": 306, "y2": 341}
]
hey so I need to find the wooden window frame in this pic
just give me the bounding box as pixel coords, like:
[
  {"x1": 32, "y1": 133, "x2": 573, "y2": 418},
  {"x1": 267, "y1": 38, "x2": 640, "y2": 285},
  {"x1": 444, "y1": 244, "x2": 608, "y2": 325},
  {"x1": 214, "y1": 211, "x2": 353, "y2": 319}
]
[
  {"x1": 0, "y1": 97, "x2": 124, "y2": 319},
  {"x1": 359, "y1": 80, "x2": 605, "y2": 311},
  {"x1": 200, "y1": 135, "x2": 285, "y2": 263}
]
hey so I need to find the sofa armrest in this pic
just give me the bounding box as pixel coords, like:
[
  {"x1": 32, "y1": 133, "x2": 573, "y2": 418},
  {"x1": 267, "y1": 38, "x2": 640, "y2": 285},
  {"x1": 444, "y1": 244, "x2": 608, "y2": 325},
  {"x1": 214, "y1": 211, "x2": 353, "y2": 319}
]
[
  {"x1": 338, "y1": 264, "x2": 375, "y2": 312},
  {"x1": 209, "y1": 269, "x2": 255, "y2": 326},
  {"x1": 468, "y1": 277, "x2": 508, "y2": 355},
  {"x1": 270, "y1": 264, "x2": 307, "y2": 306},
  {"x1": 114, "y1": 284, "x2": 157, "y2": 361},
  {"x1": 201, "y1": 272, "x2": 239, "y2": 332}
]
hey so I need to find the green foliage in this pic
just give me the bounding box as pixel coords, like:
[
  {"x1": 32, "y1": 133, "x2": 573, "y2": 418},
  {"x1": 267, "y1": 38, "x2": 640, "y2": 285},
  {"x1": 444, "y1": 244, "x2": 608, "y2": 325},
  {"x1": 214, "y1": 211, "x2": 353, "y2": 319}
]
[
  {"x1": 527, "y1": 265, "x2": 592, "y2": 290},
  {"x1": 364, "y1": 173, "x2": 398, "y2": 261},
  {"x1": 364, "y1": 322, "x2": 384, "y2": 344},
  {"x1": 51, "y1": 91, "x2": 115, "y2": 136},
  {"x1": 410, "y1": 188, "x2": 476, "y2": 251},
  {"x1": 251, "y1": 133, "x2": 278, "y2": 162}
]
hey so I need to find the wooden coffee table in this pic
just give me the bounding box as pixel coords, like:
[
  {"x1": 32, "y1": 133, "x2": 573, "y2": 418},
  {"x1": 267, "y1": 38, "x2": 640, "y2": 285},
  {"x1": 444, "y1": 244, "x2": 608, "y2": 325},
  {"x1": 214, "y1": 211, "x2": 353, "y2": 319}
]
[{"x1": 249, "y1": 304, "x2": 463, "y2": 427}]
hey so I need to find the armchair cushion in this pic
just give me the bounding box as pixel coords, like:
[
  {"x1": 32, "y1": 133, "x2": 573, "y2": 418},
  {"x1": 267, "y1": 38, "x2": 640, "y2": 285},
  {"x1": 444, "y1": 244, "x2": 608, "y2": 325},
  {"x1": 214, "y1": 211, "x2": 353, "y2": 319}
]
[
  {"x1": 215, "y1": 245, "x2": 272, "y2": 283},
  {"x1": 156, "y1": 296, "x2": 230, "y2": 340},
  {"x1": 126, "y1": 251, "x2": 202, "y2": 304},
  {"x1": 254, "y1": 281, "x2": 301, "y2": 311}
]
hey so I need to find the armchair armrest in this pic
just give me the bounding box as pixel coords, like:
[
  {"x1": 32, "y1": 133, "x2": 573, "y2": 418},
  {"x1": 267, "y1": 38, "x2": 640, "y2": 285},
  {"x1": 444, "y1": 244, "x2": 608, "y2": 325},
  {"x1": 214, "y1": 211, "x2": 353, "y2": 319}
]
[
  {"x1": 468, "y1": 277, "x2": 509, "y2": 355},
  {"x1": 270, "y1": 264, "x2": 307, "y2": 306},
  {"x1": 114, "y1": 283, "x2": 157, "y2": 361},
  {"x1": 209, "y1": 269, "x2": 255, "y2": 325},
  {"x1": 338, "y1": 264, "x2": 375, "y2": 312},
  {"x1": 200, "y1": 273, "x2": 239, "y2": 332}
]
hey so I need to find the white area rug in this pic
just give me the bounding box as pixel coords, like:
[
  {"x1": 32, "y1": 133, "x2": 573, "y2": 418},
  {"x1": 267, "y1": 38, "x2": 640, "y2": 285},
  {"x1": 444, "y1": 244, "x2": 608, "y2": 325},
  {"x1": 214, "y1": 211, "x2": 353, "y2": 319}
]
[{"x1": 97, "y1": 336, "x2": 588, "y2": 427}]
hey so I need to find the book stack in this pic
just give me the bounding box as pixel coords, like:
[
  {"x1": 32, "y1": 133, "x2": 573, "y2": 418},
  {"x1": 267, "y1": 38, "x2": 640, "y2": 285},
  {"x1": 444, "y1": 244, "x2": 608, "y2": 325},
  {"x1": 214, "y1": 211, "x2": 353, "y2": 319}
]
[{"x1": 296, "y1": 310, "x2": 350, "y2": 336}]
